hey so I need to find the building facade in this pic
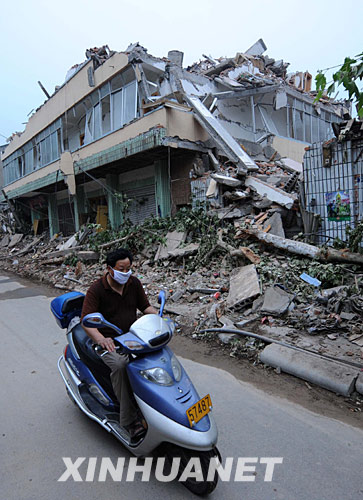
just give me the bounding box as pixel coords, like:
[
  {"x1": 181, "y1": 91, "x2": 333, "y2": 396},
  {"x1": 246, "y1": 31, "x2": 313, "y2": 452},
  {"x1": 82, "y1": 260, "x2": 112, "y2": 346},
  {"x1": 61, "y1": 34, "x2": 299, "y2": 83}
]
[{"x1": 1, "y1": 41, "x2": 348, "y2": 236}]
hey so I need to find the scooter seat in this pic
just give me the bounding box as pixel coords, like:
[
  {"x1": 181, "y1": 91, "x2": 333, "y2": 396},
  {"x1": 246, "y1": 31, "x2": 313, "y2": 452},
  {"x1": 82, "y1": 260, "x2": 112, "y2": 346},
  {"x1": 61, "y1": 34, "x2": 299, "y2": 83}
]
[
  {"x1": 71, "y1": 323, "x2": 117, "y2": 402},
  {"x1": 72, "y1": 323, "x2": 104, "y2": 366}
]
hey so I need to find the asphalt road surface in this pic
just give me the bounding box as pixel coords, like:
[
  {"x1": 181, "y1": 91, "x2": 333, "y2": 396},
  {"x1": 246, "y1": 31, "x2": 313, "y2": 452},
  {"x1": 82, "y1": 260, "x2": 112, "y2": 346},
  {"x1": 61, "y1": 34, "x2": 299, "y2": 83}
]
[{"x1": 1, "y1": 272, "x2": 362, "y2": 500}]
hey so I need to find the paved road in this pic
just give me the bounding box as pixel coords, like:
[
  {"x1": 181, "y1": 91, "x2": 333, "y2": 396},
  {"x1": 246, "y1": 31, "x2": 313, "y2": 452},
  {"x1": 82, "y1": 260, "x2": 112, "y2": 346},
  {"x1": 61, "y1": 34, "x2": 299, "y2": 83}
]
[{"x1": 1, "y1": 272, "x2": 362, "y2": 500}]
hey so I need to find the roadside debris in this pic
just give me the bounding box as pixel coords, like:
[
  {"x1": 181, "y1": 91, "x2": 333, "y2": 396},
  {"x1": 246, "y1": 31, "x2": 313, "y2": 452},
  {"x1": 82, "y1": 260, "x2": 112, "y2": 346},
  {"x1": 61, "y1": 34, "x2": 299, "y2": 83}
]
[
  {"x1": 226, "y1": 265, "x2": 260, "y2": 309},
  {"x1": 0, "y1": 207, "x2": 361, "y2": 373}
]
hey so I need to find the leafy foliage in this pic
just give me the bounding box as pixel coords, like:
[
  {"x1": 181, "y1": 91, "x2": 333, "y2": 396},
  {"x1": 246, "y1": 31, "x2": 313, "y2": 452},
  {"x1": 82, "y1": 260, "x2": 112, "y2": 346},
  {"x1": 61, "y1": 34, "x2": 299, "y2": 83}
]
[
  {"x1": 346, "y1": 221, "x2": 363, "y2": 254},
  {"x1": 83, "y1": 204, "x2": 219, "y2": 268},
  {"x1": 315, "y1": 53, "x2": 363, "y2": 117},
  {"x1": 331, "y1": 221, "x2": 363, "y2": 254},
  {"x1": 257, "y1": 255, "x2": 346, "y2": 301}
]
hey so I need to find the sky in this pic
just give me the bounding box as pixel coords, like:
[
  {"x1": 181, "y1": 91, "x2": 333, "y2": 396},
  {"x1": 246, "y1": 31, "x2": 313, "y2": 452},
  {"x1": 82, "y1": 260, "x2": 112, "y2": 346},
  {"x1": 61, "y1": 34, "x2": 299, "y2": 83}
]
[{"x1": 1, "y1": 0, "x2": 362, "y2": 142}]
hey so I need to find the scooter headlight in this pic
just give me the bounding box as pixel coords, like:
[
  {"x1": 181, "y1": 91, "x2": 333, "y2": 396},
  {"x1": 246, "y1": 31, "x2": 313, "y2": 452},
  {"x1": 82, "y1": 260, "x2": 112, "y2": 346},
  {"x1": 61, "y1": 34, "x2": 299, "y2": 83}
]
[
  {"x1": 171, "y1": 355, "x2": 182, "y2": 382},
  {"x1": 140, "y1": 367, "x2": 173, "y2": 386}
]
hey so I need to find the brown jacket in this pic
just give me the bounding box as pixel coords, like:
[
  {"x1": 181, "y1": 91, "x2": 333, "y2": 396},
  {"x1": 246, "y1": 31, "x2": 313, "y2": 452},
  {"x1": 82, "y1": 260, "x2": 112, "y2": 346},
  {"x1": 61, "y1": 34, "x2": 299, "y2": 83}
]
[{"x1": 81, "y1": 273, "x2": 151, "y2": 337}]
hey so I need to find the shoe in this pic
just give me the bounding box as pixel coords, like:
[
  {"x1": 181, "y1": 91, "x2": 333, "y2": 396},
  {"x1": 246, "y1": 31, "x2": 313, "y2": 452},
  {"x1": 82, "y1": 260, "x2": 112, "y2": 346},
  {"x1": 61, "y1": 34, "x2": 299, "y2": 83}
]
[{"x1": 125, "y1": 419, "x2": 145, "y2": 439}]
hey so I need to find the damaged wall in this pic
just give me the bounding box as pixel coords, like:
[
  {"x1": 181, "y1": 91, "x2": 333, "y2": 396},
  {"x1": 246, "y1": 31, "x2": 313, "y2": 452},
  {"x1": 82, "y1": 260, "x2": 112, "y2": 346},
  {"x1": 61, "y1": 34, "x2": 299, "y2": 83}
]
[{"x1": 3, "y1": 52, "x2": 129, "y2": 159}]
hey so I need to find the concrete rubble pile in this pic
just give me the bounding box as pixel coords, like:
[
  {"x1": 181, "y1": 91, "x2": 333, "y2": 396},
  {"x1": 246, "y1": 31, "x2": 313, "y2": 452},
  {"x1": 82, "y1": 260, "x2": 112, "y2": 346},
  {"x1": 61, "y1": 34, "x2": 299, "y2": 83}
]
[
  {"x1": 0, "y1": 40, "x2": 362, "y2": 398},
  {"x1": 0, "y1": 205, "x2": 362, "y2": 387}
]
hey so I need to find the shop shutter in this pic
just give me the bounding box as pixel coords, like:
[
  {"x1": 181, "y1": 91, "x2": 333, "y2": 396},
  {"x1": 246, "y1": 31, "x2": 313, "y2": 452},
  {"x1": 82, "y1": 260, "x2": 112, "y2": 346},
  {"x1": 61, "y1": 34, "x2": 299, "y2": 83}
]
[{"x1": 123, "y1": 183, "x2": 156, "y2": 225}]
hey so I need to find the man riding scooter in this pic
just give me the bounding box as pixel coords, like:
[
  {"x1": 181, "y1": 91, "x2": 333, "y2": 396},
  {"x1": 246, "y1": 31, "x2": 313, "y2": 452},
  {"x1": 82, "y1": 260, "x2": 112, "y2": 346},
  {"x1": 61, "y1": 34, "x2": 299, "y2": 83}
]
[{"x1": 81, "y1": 248, "x2": 158, "y2": 439}]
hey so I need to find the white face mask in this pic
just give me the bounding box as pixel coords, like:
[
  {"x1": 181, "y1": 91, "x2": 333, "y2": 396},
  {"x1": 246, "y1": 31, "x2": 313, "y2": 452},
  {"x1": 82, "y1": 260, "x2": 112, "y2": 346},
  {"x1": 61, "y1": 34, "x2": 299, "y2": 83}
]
[{"x1": 111, "y1": 268, "x2": 132, "y2": 285}]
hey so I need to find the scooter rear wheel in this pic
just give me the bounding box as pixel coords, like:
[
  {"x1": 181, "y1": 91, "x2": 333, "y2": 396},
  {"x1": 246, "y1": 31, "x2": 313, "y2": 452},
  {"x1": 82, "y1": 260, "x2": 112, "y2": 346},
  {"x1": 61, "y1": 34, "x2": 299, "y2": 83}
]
[{"x1": 165, "y1": 444, "x2": 219, "y2": 496}]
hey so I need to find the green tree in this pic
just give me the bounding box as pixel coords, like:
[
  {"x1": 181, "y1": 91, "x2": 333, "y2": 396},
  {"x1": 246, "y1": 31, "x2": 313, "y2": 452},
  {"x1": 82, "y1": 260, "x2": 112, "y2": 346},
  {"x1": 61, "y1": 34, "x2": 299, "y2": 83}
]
[{"x1": 315, "y1": 53, "x2": 363, "y2": 117}]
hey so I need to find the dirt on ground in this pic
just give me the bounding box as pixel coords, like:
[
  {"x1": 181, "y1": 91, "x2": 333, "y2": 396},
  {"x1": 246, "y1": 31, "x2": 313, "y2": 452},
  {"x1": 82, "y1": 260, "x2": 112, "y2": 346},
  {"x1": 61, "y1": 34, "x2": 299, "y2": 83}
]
[{"x1": 170, "y1": 325, "x2": 363, "y2": 430}]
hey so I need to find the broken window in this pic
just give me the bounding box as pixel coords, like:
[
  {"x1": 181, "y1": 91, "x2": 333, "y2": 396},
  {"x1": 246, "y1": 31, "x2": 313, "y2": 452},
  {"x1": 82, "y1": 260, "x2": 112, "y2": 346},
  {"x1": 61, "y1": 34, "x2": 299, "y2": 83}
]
[
  {"x1": 112, "y1": 89, "x2": 122, "y2": 129},
  {"x1": 33, "y1": 143, "x2": 40, "y2": 170},
  {"x1": 111, "y1": 73, "x2": 124, "y2": 92},
  {"x1": 101, "y1": 95, "x2": 111, "y2": 135},
  {"x1": 85, "y1": 108, "x2": 94, "y2": 144},
  {"x1": 40, "y1": 135, "x2": 51, "y2": 165},
  {"x1": 77, "y1": 72, "x2": 138, "y2": 145},
  {"x1": 93, "y1": 103, "x2": 102, "y2": 140},
  {"x1": 123, "y1": 80, "x2": 137, "y2": 125},
  {"x1": 294, "y1": 110, "x2": 304, "y2": 141},
  {"x1": 99, "y1": 82, "x2": 110, "y2": 99},
  {"x1": 24, "y1": 143, "x2": 33, "y2": 175},
  {"x1": 304, "y1": 104, "x2": 312, "y2": 144},
  {"x1": 3, "y1": 71, "x2": 139, "y2": 186}
]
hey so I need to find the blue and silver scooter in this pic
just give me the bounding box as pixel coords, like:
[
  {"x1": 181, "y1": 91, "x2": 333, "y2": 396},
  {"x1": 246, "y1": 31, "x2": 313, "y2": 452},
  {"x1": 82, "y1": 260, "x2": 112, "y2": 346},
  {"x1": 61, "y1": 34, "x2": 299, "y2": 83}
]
[{"x1": 51, "y1": 290, "x2": 220, "y2": 495}]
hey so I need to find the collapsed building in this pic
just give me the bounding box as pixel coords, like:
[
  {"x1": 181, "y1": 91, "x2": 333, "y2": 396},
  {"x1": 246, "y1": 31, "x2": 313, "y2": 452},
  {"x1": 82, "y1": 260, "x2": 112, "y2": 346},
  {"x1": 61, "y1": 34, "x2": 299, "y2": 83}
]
[{"x1": 0, "y1": 40, "x2": 353, "y2": 239}]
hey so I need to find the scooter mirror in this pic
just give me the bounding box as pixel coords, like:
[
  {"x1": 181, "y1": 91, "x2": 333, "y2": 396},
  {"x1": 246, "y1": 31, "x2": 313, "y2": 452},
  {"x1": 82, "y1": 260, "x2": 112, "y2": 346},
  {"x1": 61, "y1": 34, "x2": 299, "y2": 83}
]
[
  {"x1": 158, "y1": 290, "x2": 166, "y2": 317},
  {"x1": 82, "y1": 313, "x2": 124, "y2": 335},
  {"x1": 82, "y1": 312, "x2": 107, "y2": 328}
]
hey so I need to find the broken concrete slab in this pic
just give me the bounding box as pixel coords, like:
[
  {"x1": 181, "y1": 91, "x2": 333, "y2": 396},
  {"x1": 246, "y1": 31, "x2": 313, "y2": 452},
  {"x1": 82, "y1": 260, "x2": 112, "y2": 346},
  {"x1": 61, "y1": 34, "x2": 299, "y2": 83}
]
[
  {"x1": 41, "y1": 246, "x2": 84, "y2": 259},
  {"x1": 206, "y1": 179, "x2": 219, "y2": 198},
  {"x1": 184, "y1": 94, "x2": 258, "y2": 173},
  {"x1": 265, "y1": 175, "x2": 285, "y2": 186},
  {"x1": 211, "y1": 173, "x2": 242, "y2": 188},
  {"x1": 8, "y1": 234, "x2": 24, "y2": 248},
  {"x1": 340, "y1": 312, "x2": 356, "y2": 321},
  {"x1": 356, "y1": 372, "x2": 363, "y2": 396},
  {"x1": 215, "y1": 208, "x2": 243, "y2": 219},
  {"x1": 77, "y1": 251, "x2": 100, "y2": 262},
  {"x1": 168, "y1": 242, "x2": 200, "y2": 258},
  {"x1": 15, "y1": 236, "x2": 43, "y2": 256},
  {"x1": 263, "y1": 144, "x2": 277, "y2": 160},
  {"x1": 252, "y1": 295, "x2": 264, "y2": 312},
  {"x1": 259, "y1": 343, "x2": 359, "y2": 397},
  {"x1": 0, "y1": 234, "x2": 10, "y2": 248},
  {"x1": 263, "y1": 212, "x2": 285, "y2": 238},
  {"x1": 226, "y1": 264, "x2": 260, "y2": 309},
  {"x1": 351, "y1": 336, "x2": 363, "y2": 347},
  {"x1": 57, "y1": 234, "x2": 78, "y2": 251},
  {"x1": 218, "y1": 315, "x2": 235, "y2": 328},
  {"x1": 261, "y1": 285, "x2": 295, "y2": 316},
  {"x1": 245, "y1": 38, "x2": 267, "y2": 57},
  {"x1": 280, "y1": 157, "x2": 303, "y2": 173},
  {"x1": 224, "y1": 190, "x2": 248, "y2": 201},
  {"x1": 245, "y1": 176, "x2": 297, "y2": 209},
  {"x1": 187, "y1": 291, "x2": 200, "y2": 303},
  {"x1": 154, "y1": 231, "x2": 187, "y2": 261},
  {"x1": 216, "y1": 316, "x2": 237, "y2": 343},
  {"x1": 164, "y1": 303, "x2": 202, "y2": 316},
  {"x1": 170, "y1": 289, "x2": 186, "y2": 302}
]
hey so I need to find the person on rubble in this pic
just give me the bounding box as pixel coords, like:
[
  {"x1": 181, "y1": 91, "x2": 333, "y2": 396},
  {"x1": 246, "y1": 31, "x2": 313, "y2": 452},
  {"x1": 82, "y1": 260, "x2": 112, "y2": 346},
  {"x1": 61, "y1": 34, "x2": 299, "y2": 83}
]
[{"x1": 81, "y1": 248, "x2": 158, "y2": 439}]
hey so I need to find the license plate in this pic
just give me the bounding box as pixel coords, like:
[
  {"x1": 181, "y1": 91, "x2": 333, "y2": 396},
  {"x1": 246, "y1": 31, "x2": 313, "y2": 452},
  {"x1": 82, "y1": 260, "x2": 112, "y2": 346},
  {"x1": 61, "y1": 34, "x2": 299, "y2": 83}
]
[{"x1": 186, "y1": 394, "x2": 212, "y2": 427}]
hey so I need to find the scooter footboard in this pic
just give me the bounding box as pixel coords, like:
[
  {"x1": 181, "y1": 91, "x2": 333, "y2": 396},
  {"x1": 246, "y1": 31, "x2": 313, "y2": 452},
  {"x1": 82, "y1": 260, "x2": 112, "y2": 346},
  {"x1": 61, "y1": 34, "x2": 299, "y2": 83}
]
[
  {"x1": 58, "y1": 355, "x2": 111, "y2": 432},
  {"x1": 132, "y1": 394, "x2": 218, "y2": 457}
]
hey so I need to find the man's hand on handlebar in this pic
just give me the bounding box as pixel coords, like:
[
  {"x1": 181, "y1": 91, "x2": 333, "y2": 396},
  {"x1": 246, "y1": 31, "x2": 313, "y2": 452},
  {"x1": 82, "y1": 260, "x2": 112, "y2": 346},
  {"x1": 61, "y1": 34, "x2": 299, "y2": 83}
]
[{"x1": 98, "y1": 336, "x2": 116, "y2": 352}]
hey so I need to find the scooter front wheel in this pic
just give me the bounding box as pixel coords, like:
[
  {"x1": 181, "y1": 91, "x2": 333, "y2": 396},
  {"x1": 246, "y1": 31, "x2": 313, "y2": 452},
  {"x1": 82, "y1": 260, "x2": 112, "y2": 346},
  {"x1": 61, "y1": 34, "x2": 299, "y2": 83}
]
[{"x1": 165, "y1": 444, "x2": 219, "y2": 496}]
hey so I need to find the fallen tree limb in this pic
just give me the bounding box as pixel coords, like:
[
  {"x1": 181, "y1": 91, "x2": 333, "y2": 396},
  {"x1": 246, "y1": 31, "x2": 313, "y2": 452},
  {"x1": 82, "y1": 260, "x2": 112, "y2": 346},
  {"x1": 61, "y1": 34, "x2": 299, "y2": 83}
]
[
  {"x1": 215, "y1": 229, "x2": 260, "y2": 263},
  {"x1": 238, "y1": 228, "x2": 363, "y2": 266},
  {"x1": 39, "y1": 246, "x2": 84, "y2": 259},
  {"x1": 39, "y1": 257, "x2": 66, "y2": 265},
  {"x1": 98, "y1": 235, "x2": 130, "y2": 250}
]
